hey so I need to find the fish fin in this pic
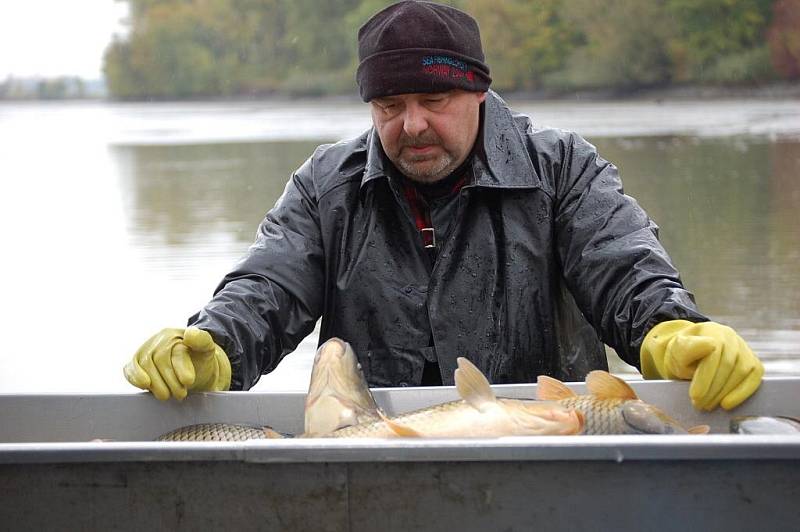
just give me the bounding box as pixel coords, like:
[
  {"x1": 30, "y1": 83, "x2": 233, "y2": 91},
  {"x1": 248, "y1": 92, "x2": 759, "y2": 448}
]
[
  {"x1": 261, "y1": 427, "x2": 287, "y2": 439},
  {"x1": 688, "y1": 425, "x2": 711, "y2": 435},
  {"x1": 455, "y1": 357, "x2": 497, "y2": 411},
  {"x1": 378, "y1": 410, "x2": 422, "y2": 438},
  {"x1": 585, "y1": 371, "x2": 639, "y2": 401},
  {"x1": 573, "y1": 409, "x2": 586, "y2": 435},
  {"x1": 536, "y1": 375, "x2": 577, "y2": 400}
]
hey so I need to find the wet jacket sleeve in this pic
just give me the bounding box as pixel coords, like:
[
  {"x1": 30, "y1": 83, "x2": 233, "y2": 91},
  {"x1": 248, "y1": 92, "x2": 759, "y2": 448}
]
[
  {"x1": 552, "y1": 132, "x2": 707, "y2": 366},
  {"x1": 188, "y1": 156, "x2": 325, "y2": 390}
]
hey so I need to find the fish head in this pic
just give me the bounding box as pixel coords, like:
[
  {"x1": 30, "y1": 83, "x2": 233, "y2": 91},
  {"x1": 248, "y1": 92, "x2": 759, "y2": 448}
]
[
  {"x1": 620, "y1": 400, "x2": 688, "y2": 434},
  {"x1": 503, "y1": 399, "x2": 584, "y2": 435},
  {"x1": 304, "y1": 338, "x2": 381, "y2": 436}
]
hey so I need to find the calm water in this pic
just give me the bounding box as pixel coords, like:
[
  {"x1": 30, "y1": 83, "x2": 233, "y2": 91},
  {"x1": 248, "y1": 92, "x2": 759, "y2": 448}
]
[{"x1": 1, "y1": 98, "x2": 798, "y2": 393}]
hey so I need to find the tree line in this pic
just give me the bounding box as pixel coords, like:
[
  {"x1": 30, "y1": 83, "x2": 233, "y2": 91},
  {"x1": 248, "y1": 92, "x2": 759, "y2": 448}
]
[{"x1": 104, "y1": 0, "x2": 800, "y2": 100}]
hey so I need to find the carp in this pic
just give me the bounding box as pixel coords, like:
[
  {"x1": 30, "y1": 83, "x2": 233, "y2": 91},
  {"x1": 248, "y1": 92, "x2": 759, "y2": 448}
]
[
  {"x1": 324, "y1": 357, "x2": 583, "y2": 438},
  {"x1": 536, "y1": 371, "x2": 709, "y2": 435}
]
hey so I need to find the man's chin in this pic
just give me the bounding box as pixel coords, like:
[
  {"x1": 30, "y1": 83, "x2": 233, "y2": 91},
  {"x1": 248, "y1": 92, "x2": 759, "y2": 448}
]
[{"x1": 398, "y1": 157, "x2": 453, "y2": 183}]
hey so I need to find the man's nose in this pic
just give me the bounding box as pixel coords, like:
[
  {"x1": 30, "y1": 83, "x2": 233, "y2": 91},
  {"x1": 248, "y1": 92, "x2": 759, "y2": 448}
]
[{"x1": 402, "y1": 102, "x2": 429, "y2": 137}]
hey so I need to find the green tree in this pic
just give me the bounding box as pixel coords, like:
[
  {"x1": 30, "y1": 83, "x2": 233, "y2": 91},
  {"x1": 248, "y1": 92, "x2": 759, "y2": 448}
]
[
  {"x1": 106, "y1": 0, "x2": 294, "y2": 99},
  {"x1": 281, "y1": 0, "x2": 363, "y2": 94},
  {"x1": 547, "y1": 0, "x2": 676, "y2": 90},
  {"x1": 460, "y1": 0, "x2": 578, "y2": 91},
  {"x1": 103, "y1": 0, "x2": 789, "y2": 99},
  {"x1": 667, "y1": 0, "x2": 774, "y2": 81}
]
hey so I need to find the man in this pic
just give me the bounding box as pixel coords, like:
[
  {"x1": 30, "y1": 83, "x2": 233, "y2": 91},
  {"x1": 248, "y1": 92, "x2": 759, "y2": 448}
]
[{"x1": 124, "y1": 1, "x2": 763, "y2": 411}]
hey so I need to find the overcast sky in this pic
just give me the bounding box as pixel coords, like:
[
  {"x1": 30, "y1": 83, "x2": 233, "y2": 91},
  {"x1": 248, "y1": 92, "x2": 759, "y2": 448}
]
[{"x1": 0, "y1": 1, "x2": 129, "y2": 79}]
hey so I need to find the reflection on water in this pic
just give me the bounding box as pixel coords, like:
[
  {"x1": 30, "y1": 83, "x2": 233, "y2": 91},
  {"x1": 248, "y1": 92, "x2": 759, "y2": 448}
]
[
  {"x1": 594, "y1": 137, "x2": 800, "y2": 374},
  {"x1": 112, "y1": 141, "x2": 327, "y2": 392},
  {"x1": 117, "y1": 135, "x2": 800, "y2": 382},
  {"x1": 114, "y1": 141, "x2": 322, "y2": 251},
  {"x1": 0, "y1": 100, "x2": 798, "y2": 393},
  {"x1": 596, "y1": 138, "x2": 800, "y2": 328}
]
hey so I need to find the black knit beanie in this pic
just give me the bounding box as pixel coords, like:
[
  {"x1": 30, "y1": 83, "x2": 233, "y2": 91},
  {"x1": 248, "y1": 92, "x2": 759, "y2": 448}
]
[{"x1": 356, "y1": 1, "x2": 491, "y2": 102}]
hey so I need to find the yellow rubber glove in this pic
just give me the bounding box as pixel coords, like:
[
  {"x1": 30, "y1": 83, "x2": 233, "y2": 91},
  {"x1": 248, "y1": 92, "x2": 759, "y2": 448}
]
[
  {"x1": 124, "y1": 326, "x2": 231, "y2": 401},
  {"x1": 640, "y1": 320, "x2": 764, "y2": 411}
]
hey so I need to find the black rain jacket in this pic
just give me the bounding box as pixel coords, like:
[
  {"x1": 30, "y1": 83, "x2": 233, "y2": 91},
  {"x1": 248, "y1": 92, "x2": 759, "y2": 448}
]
[{"x1": 190, "y1": 90, "x2": 707, "y2": 390}]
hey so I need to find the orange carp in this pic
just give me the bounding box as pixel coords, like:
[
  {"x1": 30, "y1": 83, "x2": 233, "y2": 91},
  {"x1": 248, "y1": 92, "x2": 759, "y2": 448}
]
[{"x1": 325, "y1": 357, "x2": 583, "y2": 438}]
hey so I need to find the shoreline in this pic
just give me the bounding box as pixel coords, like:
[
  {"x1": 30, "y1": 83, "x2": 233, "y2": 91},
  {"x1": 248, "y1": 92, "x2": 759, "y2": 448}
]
[
  {"x1": 501, "y1": 81, "x2": 800, "y2": 103},
  {"x1": 2, "y1": 82, "x2": 799, "y2": 104}
]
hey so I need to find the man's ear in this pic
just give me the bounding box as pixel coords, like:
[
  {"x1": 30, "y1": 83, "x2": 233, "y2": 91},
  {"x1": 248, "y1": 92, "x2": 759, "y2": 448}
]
[{"x1": 476, "y1": 91, "x2": 487, "y2": 104}]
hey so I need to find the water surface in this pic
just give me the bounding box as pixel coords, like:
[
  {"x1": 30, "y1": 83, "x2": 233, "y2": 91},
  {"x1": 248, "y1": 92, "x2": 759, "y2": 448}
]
[{"x1": 1, "y1": 98, "x2": 798, "y2": 393}]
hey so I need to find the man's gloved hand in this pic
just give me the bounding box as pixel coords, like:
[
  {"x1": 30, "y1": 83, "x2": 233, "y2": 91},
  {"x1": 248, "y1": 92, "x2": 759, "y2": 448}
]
[
  {"x1": 640, "y1": 320, "x2": 764, "y2": 411},
  {"x1": 124, "y1": 326, "x2": 231, "y2": 401}
]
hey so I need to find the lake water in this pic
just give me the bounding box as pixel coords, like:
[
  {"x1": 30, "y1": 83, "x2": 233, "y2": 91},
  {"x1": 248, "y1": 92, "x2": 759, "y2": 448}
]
[{"x1": 1, "y1": 97, "x2": 799, "y2": 393}]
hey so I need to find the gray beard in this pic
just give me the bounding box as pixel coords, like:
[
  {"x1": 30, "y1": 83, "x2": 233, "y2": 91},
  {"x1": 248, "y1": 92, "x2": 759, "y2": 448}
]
[{"x1": 397, "y1": 152, "x2": 456, "y2": 183}]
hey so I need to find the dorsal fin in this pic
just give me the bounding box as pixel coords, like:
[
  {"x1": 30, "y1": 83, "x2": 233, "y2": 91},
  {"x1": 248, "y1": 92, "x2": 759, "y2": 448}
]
[
  {"x1": 536, "y1": 375, "x2": 577, "y2": 400},
  {"x1": 378, "y1": 410, "x2": 422, "y2": 437},
  {"x1": 585, "y1": 371, "x2": 639, "y2": 401},
  {"x1": 689, "y1": 424, "x2": 711, "y2": 435},
  {"x1": 454, "y1": 357, "x2": 496, "y2": 412}
]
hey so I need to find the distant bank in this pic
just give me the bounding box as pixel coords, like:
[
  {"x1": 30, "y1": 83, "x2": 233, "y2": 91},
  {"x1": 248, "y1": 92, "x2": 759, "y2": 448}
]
[
  {"x1": 2, "y1": 79, "x2": 799, "y2": 103},
  {"x1": 502, "y1": 81, "x2": 800, "y2": 102}
]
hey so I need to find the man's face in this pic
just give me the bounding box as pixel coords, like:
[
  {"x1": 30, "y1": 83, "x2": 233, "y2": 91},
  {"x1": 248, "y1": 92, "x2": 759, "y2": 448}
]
[{"x1": 370, "y1": 90, "x2": 486, "y2": 183}]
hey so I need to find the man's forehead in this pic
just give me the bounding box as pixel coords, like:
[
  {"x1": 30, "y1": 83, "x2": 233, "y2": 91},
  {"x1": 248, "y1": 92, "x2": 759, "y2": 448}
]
[{"x1": 372, "y1": 90, "x2": 459, "y2": 103}]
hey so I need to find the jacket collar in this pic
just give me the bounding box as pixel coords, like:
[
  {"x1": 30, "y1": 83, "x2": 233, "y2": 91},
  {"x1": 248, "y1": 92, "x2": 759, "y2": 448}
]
[{"x1": 360, "y1": 90, "x2": 541, "y2": 191}]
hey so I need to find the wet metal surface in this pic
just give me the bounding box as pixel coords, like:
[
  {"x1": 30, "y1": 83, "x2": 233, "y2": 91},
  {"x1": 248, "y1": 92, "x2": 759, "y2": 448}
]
[
  {"x1": 1, "y1": 458, "x2": 798, "y2": 531},
  {"x1": 2, "y1": 378, "x2": 798, "y2": 530}
]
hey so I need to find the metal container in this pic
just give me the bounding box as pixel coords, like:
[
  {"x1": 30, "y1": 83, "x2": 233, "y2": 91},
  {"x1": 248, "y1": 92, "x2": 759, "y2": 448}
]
[{"x1": 1, "y1": 377, "x2": 799, "y2": 531}]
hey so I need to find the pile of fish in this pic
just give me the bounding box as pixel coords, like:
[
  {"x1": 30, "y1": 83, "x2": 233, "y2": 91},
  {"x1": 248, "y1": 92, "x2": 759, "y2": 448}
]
[{"x1": 157, "y1": 337, "x2": 717, "y2": 441}]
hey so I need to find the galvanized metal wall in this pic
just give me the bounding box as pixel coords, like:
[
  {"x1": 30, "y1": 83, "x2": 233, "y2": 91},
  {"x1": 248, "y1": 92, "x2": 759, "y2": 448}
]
[{"x1": 2, "y1": 460, "x2": 799, "y2": 531}]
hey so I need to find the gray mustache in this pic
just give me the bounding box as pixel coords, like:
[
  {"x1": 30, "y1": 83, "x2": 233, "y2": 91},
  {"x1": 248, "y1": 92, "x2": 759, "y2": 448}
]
[{"x1": 399, "y1": 133, "x2": 441, "y2": 149}]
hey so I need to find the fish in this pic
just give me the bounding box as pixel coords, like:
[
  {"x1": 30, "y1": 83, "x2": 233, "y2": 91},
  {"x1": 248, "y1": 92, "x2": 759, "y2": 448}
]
[
  {"x1": 156, "y1": 337, "x2": 382, "y2": 441},
  {"x1": 156, "y1": 422, "x2": 288, "y2": 441},
  {"x1": 303, "y1": 337, "x2": 382, "y2": 436},
  {"x1": 325, "y1": 357, "x2": 584, "y2": 438},
  {"x1": 536, "y1": 371, "x2": 709, "y2": 435},
  {"x1": 730, "y1": 416, "x2": 800, "y2": 435}
]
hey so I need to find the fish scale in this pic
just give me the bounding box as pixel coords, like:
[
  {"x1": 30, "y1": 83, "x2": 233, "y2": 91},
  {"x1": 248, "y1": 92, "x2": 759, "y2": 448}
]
[
  {"x1": 557, "y1": 397, "x2": 633, "y2": 435},
  {"x1": 536, "y1": 370, "x2": 700, "y2": 435},
  {"x1": 328, "y1": 395, "x2": 582, "y2": 438},
  {"x1": 329, "y1": 400, "x2": 469, "y2": 438},
  {"x1": 156, "y1": 423, "x2": 286, "y2": 441}
]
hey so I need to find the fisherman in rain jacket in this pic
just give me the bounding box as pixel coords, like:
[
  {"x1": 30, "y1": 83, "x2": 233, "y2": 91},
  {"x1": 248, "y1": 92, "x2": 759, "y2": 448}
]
[{"x1": 125, "y1": 1, "x2": 763, "y2": 412}]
